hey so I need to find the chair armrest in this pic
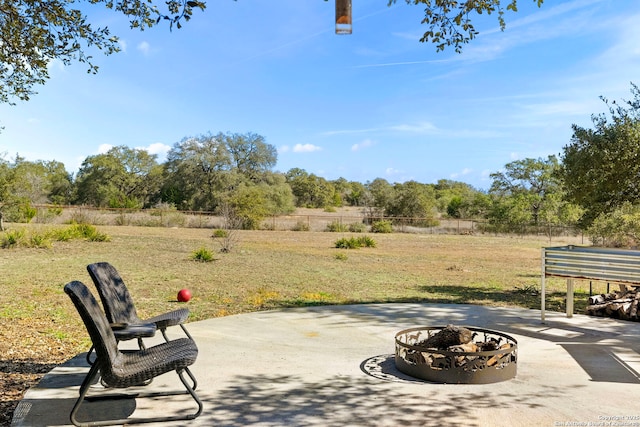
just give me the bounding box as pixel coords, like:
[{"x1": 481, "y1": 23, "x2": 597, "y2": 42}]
[{"x1": 112, "y1": 322, "x2": 157, "y2": 341}]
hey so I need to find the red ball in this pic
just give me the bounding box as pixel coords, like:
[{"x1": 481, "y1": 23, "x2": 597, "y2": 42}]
[{"x1": 177, "y1": 288, "x2": 192, "y2": 302}]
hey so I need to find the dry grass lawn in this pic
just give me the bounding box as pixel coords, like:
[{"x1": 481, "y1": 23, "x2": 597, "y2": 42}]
[{"x1": 0, "y1": 224, "x2": 589, "y2": 426}]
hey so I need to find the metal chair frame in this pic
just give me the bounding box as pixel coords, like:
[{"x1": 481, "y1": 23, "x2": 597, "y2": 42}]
[{"x1": 64, "y1": 281, "x2": 203, "y2": 426}]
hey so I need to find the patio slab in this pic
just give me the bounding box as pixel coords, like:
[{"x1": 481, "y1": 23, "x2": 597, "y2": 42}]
[{"x1": 12, "y1": 303, "x2": 640, "y2": 427}]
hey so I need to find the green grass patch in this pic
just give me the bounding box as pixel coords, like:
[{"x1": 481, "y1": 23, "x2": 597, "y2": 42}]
[
  {"x1": 334, "y1": 235, "x2": 376, "y2": 249},
  {"x1": 191, "y1": 246, "x2": 215, "y2": 262}
]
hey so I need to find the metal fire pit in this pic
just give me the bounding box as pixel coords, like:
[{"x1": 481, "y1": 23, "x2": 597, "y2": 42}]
[{"x1": 395, "y1": 326, "x2": 517, "y2": 384}]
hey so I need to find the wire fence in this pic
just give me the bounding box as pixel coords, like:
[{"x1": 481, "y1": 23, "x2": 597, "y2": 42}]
[{"x1": 25, "y1": 205, "x2": 584, "y2": 242}]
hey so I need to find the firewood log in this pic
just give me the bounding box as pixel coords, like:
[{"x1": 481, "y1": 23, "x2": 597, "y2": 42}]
[
  {"x1": 487, "y1": 343, "x2": 513, "y2": 366},
  {"x1": 630, "y1": 293, "x2": 640, "y2": 319},
  {"x1": 416, "y1": 324, "x2": 473, "y2": 349}
]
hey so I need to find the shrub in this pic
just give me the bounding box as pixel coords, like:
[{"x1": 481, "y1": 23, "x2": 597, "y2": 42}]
[
  {"x1": 348, "y1": 222, "x2": 367, "y2": 233},
  {"x1": 191, "y1": 247, "x2": 215, "y2": 262},
  {"x1": 335, "y1": 237, "x2": 358, "y2": 249},
  {"x1": 292, "y1": 221, "x2": 310, "y2": 232},
  {"x1": 1, "y1": 229, "x2": 26, "y2": 248},
  {"x1": 69, "y1": 223, "x2": 110, "y2": 241},
  {"x1": 587, "y1": 202, "x2": 640, "y2": 247},
  {"x1": 3, "y1": 202, "x2": 37, "y2": 223},
  {"x1": 371, "y1": 220, "x2": 393, "y2": 233},
  {"x1": 358, "y1": 235, "x2": 376, "y2": 248},
  {"x1": 29, "y1": 233, "x2": 52, "y2": 248},
  {"x1": 334, "y1": 252, "x2": 348, "y2": 261},
  {"x1": 67, "y1": 210, "x2": 97, "y2": 225},
  {"x1": 33, "y1": 206, "x2": 63, "y2": 224},
  {"x1": 212, "y1": 229, "x2": 228, "y2": 238},
  {"x1": 326, "y1": 220, "x2": 348, "y2": 232},
  {"x1": 50, "y1": 224, "x2": 110, "y2": 242},
  {"x1": 50, "y1": 227, "x2": 75, "y2": 242},
  {"x1": 334, "y1": 236, "x2": 376, "y2": 249}
]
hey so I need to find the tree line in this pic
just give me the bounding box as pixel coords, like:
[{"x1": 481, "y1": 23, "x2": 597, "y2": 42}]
[{"x1": 2, "y1": 84, "x2": 640, "y2": 245}]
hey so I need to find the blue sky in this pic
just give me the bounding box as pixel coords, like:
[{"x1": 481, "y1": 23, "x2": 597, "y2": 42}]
[{"x1": 1, "y1": 0, "x2": 639, "y2": 191}]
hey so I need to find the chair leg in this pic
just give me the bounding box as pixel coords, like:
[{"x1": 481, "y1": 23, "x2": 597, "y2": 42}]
[
  {"x1": 185, "y1": 366, "x2": 198, "y2": 390},
  {"x1": 85, "y1": 346, "x2": 96, "y2": 366},
  {"x1": 160, "y1": 324, "x2": 193, "y2": 342},
  {"x1": 70, "y1": 362, "x2": 101, "y2": 426},
  {"x1": 180, "y1": 323, "x2": 194, "y2": 340},
  {"x1": 70, "y1": 367, "x2": 203, "y2": 426}
]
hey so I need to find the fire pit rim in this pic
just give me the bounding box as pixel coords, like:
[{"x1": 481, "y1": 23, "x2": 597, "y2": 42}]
[{"x1": 394, "y1": 325, "x2": 518, "y2": 356}]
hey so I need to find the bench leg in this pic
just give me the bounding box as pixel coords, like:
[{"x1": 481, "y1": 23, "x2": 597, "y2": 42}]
[{"x1": 566, "y1": 278, "x2": 574, "y2": 318}]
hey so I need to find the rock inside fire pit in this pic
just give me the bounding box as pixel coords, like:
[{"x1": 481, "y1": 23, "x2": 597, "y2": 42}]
[{"x1": 395, "y1": 325, "x2": 517, "y2": 384}]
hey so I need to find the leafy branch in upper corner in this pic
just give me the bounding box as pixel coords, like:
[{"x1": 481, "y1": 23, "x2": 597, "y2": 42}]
[
  {"x1": 0, "y1": 0, "x2": 206, "y2": 104},
  {"x1": 388, "y1": 0, "x2": 544, "y2": 53}
]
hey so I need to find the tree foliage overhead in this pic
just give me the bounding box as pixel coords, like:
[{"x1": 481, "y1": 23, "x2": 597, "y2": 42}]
[
  {"x1": 0, "y1": 0, "x2": 205, "y2": 103},
  {"x1": 0, "y1": 0, "x2": 546, "y2": 104},
  {"x1": 389, "y1": 0, "x2": 544, "y2": 52}
]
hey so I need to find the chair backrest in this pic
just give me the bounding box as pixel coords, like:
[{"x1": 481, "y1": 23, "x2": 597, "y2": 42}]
[
  {"x1": 64, "y1": 281, "x2": 120, "y2": 372},
  {"x1": 87, "y1": 262, "x2": 140, "y2": 324}
]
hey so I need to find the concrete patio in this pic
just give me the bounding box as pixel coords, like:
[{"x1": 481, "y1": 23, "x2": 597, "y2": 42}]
[{"x1": 12, "y1": 303, "x2": 640, "y2": 426}]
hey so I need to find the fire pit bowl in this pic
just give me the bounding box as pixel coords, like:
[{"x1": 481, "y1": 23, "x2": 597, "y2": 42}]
[{"x1": 395, "y1": 326, "x2": 517, "y2": 384}]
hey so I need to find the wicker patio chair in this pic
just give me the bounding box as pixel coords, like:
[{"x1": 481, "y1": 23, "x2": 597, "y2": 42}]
[
  {"x1": 86, "y1": 262, "x2": 193, "y2": 342},
  {"x1": 64, "y1": 280, "x2": 203, "y2": 426},
  {"x1": 86, "y1": 262, "x2": 196, "y2": 388}
]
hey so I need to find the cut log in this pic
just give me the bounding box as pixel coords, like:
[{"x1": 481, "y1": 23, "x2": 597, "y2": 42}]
[
  {"x1": 618, "y1": 302, "x2": 632, "y2": 320},
  {"x1": 487, "y1": 343, "x2": 513, "y2": 366},
  {"x1": 416, "y1": 324, "x2": 473, "y2": 349},
  {"x1": 448, "y1": 342, "x2": 478, "y2": 353},
  {"x1": 586, "y1": 303, "x2": 609, "y2": 316},
  {"x1": 630, "y1": 293, "x2": 640, "y2": 319},
  {"x1": 588, "y1": 294, "x2": 606, "y2": 305}
]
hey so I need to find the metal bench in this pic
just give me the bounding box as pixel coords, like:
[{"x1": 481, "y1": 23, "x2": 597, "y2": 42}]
[{"x1": 541, "y1": 245, "x2": 640, "y2": 322}]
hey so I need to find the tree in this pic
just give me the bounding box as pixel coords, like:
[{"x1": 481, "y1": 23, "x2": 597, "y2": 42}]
[
  {"x1": 223, "y1": 132, "x2": 277, "y2": 182},
  {"x1": 489, "y1": 156, "x2": 562, "y2": 225},
  {"x1": 390, "y1": 0, "x2": 544, "y2": 53},
  {"x1": 0, "y1": 154, "x2": 10, "y2": 229},
  {"x1": 587, "y1": 202, "x2": 640, "y2": 247},
  {"x1": 434, "y1": 179, "x2": 481, "y2": 218},
  {"x1": 385, "y1": 180, "x2": 438, "y2": 226},
  {"x1": 0, "y1": 0, "x2": 205, "y2": 103},
  {"x1": 285, "y1": 168, "x2": 336, "y2": 209},
  {"x1": 161, "y1": 134, "x2": 235, "y2": 211},
  {"x1": 561, "y1": 84, "x2": 640, "y2": 227},
  {"x1": 366, "y1": 178, "x2": 394, "y2": 211},
  {"x1": 0, "y1": 154, "x2": 73, "y2": 225},
  {"x1": 75, "y1": 145, "x2": 162, "y2": 208}
]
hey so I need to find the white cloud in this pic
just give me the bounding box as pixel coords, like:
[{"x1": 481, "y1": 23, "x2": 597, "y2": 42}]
[
  {"x1": 293, "y1": 144, "x2": 321, "y2": 153},
  {"x1": 323, "y1": 122, "x2": 437, "y2": 136},
  {"x1": 389, "y1": 122, "x2": 437, "y2": 133},
  {"x1": 351, "y1": 140, "x2": 374, "y2": 151},
  {"x1": 119, "y1": 39, "x2": 128, "y2": 53},
  {"x1": 385, "y1": 167, "x2": 402, "y2": 176},
  {"x1": 138, "y1": 41, "x2": 151, "y2": 56},
  {"x1": 450, "y1": 168, "x2": 472, "y2": 179},
  {"x1": 46, "y1": 58, "x2": 65, "y2": 73},
  {"x1": 140, "y1": 142, "x2": 171, "y2": 156},
  {"x1": 97, "y1": 144, "x2": 113, "y2": 154},
  {"x1": 279, "y1": 145, "x2": 291, "y2": 153}
]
